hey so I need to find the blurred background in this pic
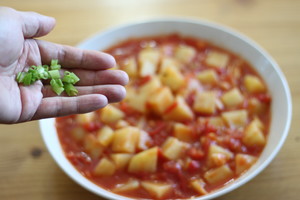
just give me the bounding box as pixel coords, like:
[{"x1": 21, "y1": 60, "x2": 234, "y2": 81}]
[{"x1": 0, "y1": 0, "x2": 299, "y2": 199}]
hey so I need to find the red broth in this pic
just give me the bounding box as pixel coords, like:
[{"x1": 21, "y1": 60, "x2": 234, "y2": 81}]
[{"x1": 56, "y1": 34, "x2": 271, "y2": 199}]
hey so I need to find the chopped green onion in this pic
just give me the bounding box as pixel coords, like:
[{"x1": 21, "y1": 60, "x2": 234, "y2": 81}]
[
  {"x1": 16, "y1": 59, "x2": 80, "y2": 96},
  {"x1": 22, "y1": 73, "x2": 33, "y2": 86},
  {"x1": 50, "y1": 79, "x2": 64, "y2": 95},
  {"x1": 62, "y1": 71, "x2": 80, "y2": 84},
  {"x1": 64, "y1": 83, "x2": 78, "y2": 96},
  {"x1": 16, "y1": 72, "x2": 26, "y2": 83},
  {"x1": 48, "y1": 70, "x2": 60, "y2": 79}
]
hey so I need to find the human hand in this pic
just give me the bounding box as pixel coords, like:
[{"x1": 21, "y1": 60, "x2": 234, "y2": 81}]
[{"x1": 0, "y1": 7, "x2": 128, "y2": 124}]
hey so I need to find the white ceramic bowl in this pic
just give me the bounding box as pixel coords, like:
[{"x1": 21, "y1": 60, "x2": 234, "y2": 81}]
[{"x1": 39, "y1": 18, "x2": 292, "y2": 200}]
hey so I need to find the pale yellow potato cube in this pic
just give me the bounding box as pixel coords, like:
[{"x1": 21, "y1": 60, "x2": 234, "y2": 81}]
[
  {"x1": 174, "y1": 45, "x2": 196, "y2": 63},
  {"x1": 128, "y1": 147, "x2": 158, "y2": 173},
  {"x1": 94, "y1": 157, "x2": 116, "y2": 176},
  {"x1": 173, "y1": 123, "x2": 194, "y2": 142},
  {"x1": 164, "y1": 96, "x2": 194, "y2": 121},
  {"x1": 197, "y1": 69, "x2": 218, "y2": 84},
  {"x1": 159, "y1": 65, "x2": 185, "y2": 91},
  {"x1": 193, "y1": 92, "x2": 217, "y2": 114},
  {"x1": 222, "y1": 110, "x2": 248, "y2": 128},
  {"x1": 115, "y1": 120, "x2": 129, "y2": 129},
  {"x1": 242, "y1": 120, "x2": 266, "y2": 147},
  {"x1": 122, "y1": 57, "x2": 138, "y2": 77},
  {"x1": 205, "y1": 51, "x2": 229, "y2": 68},
  {"x1": 100, "y1": 105, "x2": 125, "y2": 124},
  {"x1": 84, "y1": 135, "x2": 103, "y2": 159},
  {"x1": 208, "y1": 144, "x2": 233, "y2": 167},
  {"x1": 125, "y1": 78, "x2": 161, "y2": 113},
  {"x1": 141, "y1": 181, "x2": 172, "y2": 199},
  {"x1": 221, "y1": 88, "x2": 244, "y2": 108},
  {"x1": 137, "y1": 130, "x2": 152, "y2": 151},
  {"x1": 111, "y1": 153, "x2": 133, "y2": 170},
  {"x1": 97, "y1": 126, "x2": 114, "y2": 147},
  {"x1": 190, "y1": 179, "x2": 208, "y2": 195},
  {"x1": 147, "y1": 86, "x2": 174, "y2": 115},
  {"x1": 204, "y1": 165, "x2": 234, "y2": 184},
  {"x1": 162, "y1": 137, "x2": 189, "y2": 160},
  {"x1": 160, "y1": 57, "x2": 183, "y2": 71},
  {"x1": 112, "y1": 126, "x2": 140, "y2": 153},
  {"x1": 112, "y1": 179, "x2": 140, "y2": 193},
  {"x1": 208, "y1": 117, "x2": 225, "y2": 128},
  {"x1": 70, "y1": 127, "x2": 85, "y2": 141},
  {"x1": 75, "y1": 112, "x2": 96, "y2": 124},
  {"x1": 244, "y1": 75, "x2": 266, "y2": 93},
  {"x1": 235, "y1": 153, "x2": 257, "y2": 175},
  {"x1": 138, "y1": 48, "x2": 160, "y2": 76}
]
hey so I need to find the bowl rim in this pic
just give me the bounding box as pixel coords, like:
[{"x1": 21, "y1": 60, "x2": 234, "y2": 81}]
[{"x1": 40, "y1": 17, "x2": 292, "y2": 200}]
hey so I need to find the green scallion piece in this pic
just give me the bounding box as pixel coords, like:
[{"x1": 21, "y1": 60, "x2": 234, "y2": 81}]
[
  {"x1": 22, "y1": 73, "x2": 33, "y2": 86},
  {"x1": 62, "y1": 71, "x2": 80, "y2": 84},
  {"x1": 50, "y1": 79, "x2": 64, "y2": 95},
  {"x1": 48, "y1": 70, "x2": 60, "y2": 79},
  {"x1": 16, "y1": 59, "x2": 80, "y2": 96},
  {"x1": 64, "y1": 83, "x2": 78, "y2": 96}
]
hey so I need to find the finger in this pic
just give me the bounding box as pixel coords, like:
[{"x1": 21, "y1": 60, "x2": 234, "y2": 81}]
[
  {"x1": 42, "y1": 84, "x2": 126, "y2": 103},
  {"x1": 32, "y1": 94, "x2": 108, "y2": 120},
  {"x1": 36, "y1": 40, "x2": 116, "y2": 70},
  {"x1": 18, "y1": 10, "x2": 56, "y2": 38}
]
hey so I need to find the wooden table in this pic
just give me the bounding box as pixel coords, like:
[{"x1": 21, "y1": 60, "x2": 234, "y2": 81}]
[{"x1": 0, "y1": 0, "x2": 299, "y2": 199}]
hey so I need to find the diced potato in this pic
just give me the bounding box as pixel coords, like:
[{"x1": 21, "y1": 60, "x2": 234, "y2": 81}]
[
  {"x1": 221, "y1": 88, "x2": 244, "y2": 108},
  {"x1": 94, "y1": 157, "x2": 116, "y2": 176},
  {"x1": 235, "y1": 153, "x2": 257, "y2": 175},
  {"x1": 173, "y1": 123, "x2": 194, "y2": 142},
  {"x1": 248, "y1": 98, "x2": 267, "y2": 114},
  {"x1": 244, "y1": 75, "x2": 266, "y2": 93},
  {"x1": 97, "y1": 126, "x2": 114, "y2": 147},
  {"x1": 193, "y1": 92, "x2": 217, "y2": 115},
  {"x1": 222, "y1": 110, "x2": 248, "y2": 128},
  {"x1": 84, "y1": 134, "x2": 103, "y2": 159},
  {"x1": 137, "y1": 130, "x2": 152, "y2": 151},
  {"x1": 125, "y1": 77, "x2": 161, "y2": 113},
  {"x1": 159, "y1": 65, "x2": 185, "y2": 91},
  {"x1": 147, "y1": 86, "x2": 174, "y2": 115},
  {"x1": 204, "y1": 165, "x2": 234, "y2": 184},
  {"x1": 205, "y1": 51, "x2": 229, "y2": 68},
  {"x1": 100, "y1": 105, "x2": 125, "y2": 124},
  {"x1": 141, "y1": 181, "x2": 172, "y2": 199},
  {"x1": 138, "y1": 48, "x2": 160, "y2": 76},
  {"x1": 128, "y1": 147, "x2": 158, "y2": 173},
  {"x1": 164, "y1": 96, "x2": 194, "y2": 121},
  {"x1": 70, "y1": 127, "x2": 85, "y2": 141},
  {"x1": 208, "y1": 144, "x2": 233, "y2": 167},
  {"x1": 242, "y1": 120, "x2": 266, "y2": 147},
  {"x1": 122, "y1": 57, "x2": 138, "y2": 77},
  {"x1": 112, "y1": 179, "x2": 140, "y2": 193},
  {"x1": 160, "y1": 57, "x2": 182, "y2": 71},
  {"x1": 162, "y1": 137, "x2": 189, "y2": 160},
  {"x1": 115, "y1": 120, "x2": 129, "y2": 129},
  {"x1": 174, "y1": 45, "x2": 196, "y2": 63},
  {"x1": 197, "y1": 69, "x2": 218, "y2": 84},
  {"x1": 190, "y1": 179, "x2": 208, "y2": 195},
  {"x1": 208, "y1": 117, "x2": 225, "y2": 128},
  {"x1": 112, "y1": 126, "x2": 140, "y2": 153},
  {"x1": 111, "y1": 153, "x2": 133, "y2": 170},
  {"x1": 75, "y1": 112, "x2": 96, "y2": 124}
]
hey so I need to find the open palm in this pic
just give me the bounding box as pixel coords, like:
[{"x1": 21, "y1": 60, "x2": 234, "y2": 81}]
[{"x1": 0, "y1": 7, "x2": 128, "y2": 124}]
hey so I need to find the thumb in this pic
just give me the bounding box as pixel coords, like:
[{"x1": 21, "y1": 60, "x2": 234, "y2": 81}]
[{"x1": 18, "y1": 10, "x2": 56, "y2": 38}]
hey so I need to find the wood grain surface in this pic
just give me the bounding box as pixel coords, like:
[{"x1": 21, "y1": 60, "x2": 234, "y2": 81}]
[{"x1": 0, "y1": 0, "x2": 299, "y2": 199}]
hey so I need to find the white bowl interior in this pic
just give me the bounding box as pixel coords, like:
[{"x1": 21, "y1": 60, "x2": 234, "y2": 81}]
[{"x1": 40, "y1": 19, "x2": 292, "y2": 200}]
